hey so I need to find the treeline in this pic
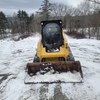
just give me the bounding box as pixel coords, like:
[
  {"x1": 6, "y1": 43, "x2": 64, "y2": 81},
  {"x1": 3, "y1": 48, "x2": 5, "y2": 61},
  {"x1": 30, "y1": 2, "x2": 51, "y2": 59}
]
[
  {"x1": 0, "y1": 12, "x2": 7, "y2": 35},
  {"x1": 0, "y1": 0, "x2": 100, "y2": 39},
  {"x1": 66, "y1": 0, "x2": 100, "y2": 39},
  {"x1": 0, "y1": 10, "x2": 34, "y2": 36}
]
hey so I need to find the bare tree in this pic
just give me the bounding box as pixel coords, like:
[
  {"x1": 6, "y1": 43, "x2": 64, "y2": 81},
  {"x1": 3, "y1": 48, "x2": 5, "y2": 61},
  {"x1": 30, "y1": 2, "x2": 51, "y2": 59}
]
[
  {"x1": 77, "y1": 0, "x2": 91, "y2": 15},
  {"x1": 88, "y1": 0, "x2": 100, "y2": 4},
  {"x1": 51, "y1": 3, "x2": 68, "y2": 18}
]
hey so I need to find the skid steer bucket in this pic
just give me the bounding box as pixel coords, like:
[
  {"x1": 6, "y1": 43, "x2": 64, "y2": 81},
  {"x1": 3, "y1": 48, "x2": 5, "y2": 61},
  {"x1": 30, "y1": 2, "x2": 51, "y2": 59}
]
[{"x1": 24, "y1": 61, "x2": 83, "y2": 84}]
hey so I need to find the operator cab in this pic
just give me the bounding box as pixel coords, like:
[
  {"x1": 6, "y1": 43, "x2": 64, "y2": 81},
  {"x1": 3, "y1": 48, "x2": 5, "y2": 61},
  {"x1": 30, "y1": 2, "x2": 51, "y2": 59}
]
[{"x1": 41, "y1": 20, "x2": 64, "y2": 52}]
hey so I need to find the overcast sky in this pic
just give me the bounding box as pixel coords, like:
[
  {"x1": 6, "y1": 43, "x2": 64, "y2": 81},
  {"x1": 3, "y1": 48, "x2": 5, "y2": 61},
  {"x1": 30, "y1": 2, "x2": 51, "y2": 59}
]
[{"x1": 0, "y1": 0, "x2": 83, "y2": 16}]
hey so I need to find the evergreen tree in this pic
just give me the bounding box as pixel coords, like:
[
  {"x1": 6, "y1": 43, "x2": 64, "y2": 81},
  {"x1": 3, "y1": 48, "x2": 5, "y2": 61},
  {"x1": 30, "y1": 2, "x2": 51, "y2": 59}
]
[
  {"x1": 17, "y1": 10, "x2": 35, "y2": 34},
  {"x1": 17, "y1": 10, "x2": 28, "y2": 24},
  {"x1": 17, "y1": 10, "x2": 29, "y2": 34},
  {"x1": 37, "y1": 0, "x2": 52, "y2": 20},
  {"x1": 0, "y1": 11, "x2": 7, "y2": 34},
  {"x1": 26, "y1": 14, "x2": 34, "y2": 33}
]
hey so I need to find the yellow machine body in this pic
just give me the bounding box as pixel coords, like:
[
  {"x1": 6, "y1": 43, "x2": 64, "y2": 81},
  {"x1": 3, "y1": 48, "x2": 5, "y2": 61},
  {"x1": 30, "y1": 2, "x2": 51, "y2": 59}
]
[{"x1": 37, "y1": 33, "x2": 69, "y2": 62}]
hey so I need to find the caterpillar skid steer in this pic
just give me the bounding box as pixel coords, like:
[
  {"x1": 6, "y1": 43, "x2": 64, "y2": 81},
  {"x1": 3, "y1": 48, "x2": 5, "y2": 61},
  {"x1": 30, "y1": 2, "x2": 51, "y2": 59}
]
[{"x1": 24, "y1": 20, "x2": 83, "y2": 84}]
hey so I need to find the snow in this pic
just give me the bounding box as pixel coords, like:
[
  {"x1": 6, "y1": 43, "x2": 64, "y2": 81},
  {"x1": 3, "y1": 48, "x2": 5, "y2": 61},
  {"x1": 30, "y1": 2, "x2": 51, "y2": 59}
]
[
  {"x1": 0, "y1": 33, "x2": 100, "y2": 100},
  {"x1": 25, "y1": 72, "x2": 82, "y2": 83}
]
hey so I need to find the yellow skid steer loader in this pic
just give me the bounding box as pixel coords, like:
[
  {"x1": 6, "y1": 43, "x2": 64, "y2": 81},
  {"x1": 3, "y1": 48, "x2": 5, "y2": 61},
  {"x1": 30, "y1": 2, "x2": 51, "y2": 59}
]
[{"x1": 25, "y1": 20, "x2": 83, "y2": 84}]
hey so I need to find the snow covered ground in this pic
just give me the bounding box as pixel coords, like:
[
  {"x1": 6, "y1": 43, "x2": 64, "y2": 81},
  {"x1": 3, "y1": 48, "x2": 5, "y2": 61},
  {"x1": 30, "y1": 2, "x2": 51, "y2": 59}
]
[{"x1": 0, "y1": 34, "x2": 100, "y2": 100}]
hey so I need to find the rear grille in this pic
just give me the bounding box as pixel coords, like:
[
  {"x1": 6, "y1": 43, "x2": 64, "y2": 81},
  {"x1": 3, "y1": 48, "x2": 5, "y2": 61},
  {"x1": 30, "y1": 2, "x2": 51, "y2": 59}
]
[{"x1": 42, "y1": 57, "x2": 65, "y2": 62}]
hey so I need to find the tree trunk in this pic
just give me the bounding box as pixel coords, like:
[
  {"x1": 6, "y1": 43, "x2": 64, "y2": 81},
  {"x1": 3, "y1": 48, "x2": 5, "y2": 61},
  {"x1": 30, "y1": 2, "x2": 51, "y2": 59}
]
[{"x1": 88, "y1": 27, "x2": 91, "y2": 39}]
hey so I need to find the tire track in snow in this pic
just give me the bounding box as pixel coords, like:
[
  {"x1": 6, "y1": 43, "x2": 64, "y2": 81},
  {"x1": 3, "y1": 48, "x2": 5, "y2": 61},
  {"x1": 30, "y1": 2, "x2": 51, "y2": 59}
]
[
  {"x1": 39, "y1": 84, "x2": 48, "y2": 100},
  {"x1": 53, "y1": 84, "x2": 69, "y2": 100}
]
